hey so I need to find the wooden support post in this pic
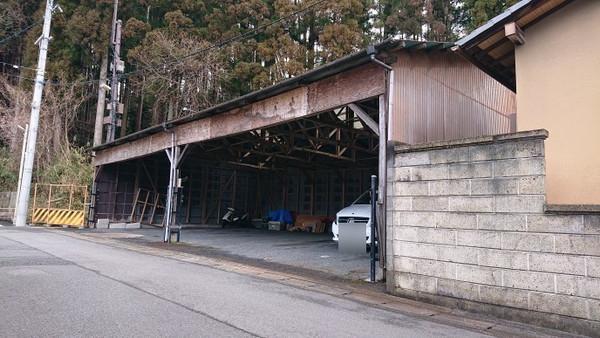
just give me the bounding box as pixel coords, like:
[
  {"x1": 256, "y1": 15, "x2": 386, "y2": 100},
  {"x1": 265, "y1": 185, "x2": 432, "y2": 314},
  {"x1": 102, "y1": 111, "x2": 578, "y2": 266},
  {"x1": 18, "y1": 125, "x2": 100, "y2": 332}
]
[
  {"x1": 296, "y1": 175, "x2": 300, "y2": 213},
  {"x1": 201, "y1": 168, "x2": 208, "y2": 224},
  {"x1": 341, "y1": 170, "x2": 346, "y2": 207},
  {"x1": 68, "y1": 185, "x2": 73, "y2": 210},
  {"x1": 232, "y1": 170, "x2": 237, "y2": 208},
  {"x1": 255, "y1": 172, "x2": 261, "y2": 218},
  {"x1": 140, "y1": 190, "x2": 150, "y2": 223},
  {"x1": 185, "y1": 176, "x2": 192, "y2": 223},
  {"x1": 243, "y1": 176, "x2": 249, "y2": 213},
  {"x1": 310, "y1": 174, "x2": 315, "y2": 216},
  {"x1": 32, "y1": 183, "x2": 38, "y2": 212},
  {"x1": 150, "y1": 193, "x2": 159, "y2": 224},
  {"x1": 216, "y1": 174, "x2": 223, "y2": 222},
  {"x1": 129, "y1": 188, "x2": 140, "y2": 222},
  {"x1": 133, "y1": 161, "x2": 140, "y2": 202},
  {"x1": 282, "y1": 177, "x2": 286, "y2": 210},
  {"x1": 47, "y1": 184, "x2": 52, "y2": 210},
  {"x1": 326, "y1": 171, "x2": 331, "y2": 216},
  {"x1": 88, "y1": 165, "x2": 103, "y2": 228},
  {"x1": 111, "y1": 164, "x2": 120, "y2": 221},
  {"x1": 83, "y1": 186, "x2": 88, "y2": 225}
]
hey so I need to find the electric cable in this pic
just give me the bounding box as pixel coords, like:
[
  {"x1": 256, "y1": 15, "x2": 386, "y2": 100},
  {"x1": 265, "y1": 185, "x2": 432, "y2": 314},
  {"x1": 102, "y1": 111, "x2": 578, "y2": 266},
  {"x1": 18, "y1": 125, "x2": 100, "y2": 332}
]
[
  {"x1": 0, "y1": 21, "x2": 41, "y2": 46},
  {"x1": 1, "y1": 0, "x2": 329, "y2": 88}
]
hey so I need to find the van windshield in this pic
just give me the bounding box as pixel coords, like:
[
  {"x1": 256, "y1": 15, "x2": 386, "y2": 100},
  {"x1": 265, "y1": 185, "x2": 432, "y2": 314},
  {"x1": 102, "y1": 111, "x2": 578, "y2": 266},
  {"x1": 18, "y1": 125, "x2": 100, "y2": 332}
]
[{"x1": 352, "y1": 190, "x2": 371, "y2": 205}]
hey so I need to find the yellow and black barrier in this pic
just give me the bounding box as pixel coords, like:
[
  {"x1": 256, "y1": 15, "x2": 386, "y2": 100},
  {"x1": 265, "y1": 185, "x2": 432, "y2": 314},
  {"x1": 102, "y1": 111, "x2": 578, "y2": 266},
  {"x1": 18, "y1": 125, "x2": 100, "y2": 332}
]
[
  {"x1": 32, "y1": 208, "x2": 85, "y2": 227},
  {"x1": 31, "y1": 183, "x2": 88, "y2": 228}
]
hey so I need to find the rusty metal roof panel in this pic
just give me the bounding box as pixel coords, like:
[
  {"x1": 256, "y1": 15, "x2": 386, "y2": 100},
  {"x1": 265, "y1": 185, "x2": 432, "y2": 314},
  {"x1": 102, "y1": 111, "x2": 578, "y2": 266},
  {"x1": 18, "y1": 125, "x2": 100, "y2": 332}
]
[{"x1": 93, "y1": 39, "x2": 453, "y2": 151}]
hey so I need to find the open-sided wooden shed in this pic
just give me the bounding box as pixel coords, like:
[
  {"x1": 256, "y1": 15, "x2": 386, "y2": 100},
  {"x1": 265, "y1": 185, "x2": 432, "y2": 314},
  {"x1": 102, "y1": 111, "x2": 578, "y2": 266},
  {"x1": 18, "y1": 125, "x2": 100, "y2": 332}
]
[{"x1": 90, "y1": 39, "x2": 515, "y2": 269}]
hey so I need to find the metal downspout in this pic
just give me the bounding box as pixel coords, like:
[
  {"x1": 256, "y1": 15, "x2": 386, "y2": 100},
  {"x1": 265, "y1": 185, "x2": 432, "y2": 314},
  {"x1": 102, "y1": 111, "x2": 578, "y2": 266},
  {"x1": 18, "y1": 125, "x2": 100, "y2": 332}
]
[{"x1": 367, "y1": 48, "x2": 393, "y2": 279}]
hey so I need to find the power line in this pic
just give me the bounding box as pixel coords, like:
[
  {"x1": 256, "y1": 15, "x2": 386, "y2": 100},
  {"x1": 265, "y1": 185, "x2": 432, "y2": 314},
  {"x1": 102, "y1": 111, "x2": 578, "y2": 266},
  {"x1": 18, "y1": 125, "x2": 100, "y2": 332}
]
[
  {"x1": 0, "y1": 60, "x2": 38, "y2": 71},
  {"x1": 0, "y1": 72, "x2": 38, "y2": 83},
  {"x1": 0, "y1": 72, "x2": 94, "y2": 87},
  {"x1": 119, "y1": 0, "x2": 330, "y2": 79},
  {"x1": 2, "y1": 0, "x2": 330, "y2": 88},
  {"x1": 0, "y1": 21, "x2": 41, "y2": 46}
]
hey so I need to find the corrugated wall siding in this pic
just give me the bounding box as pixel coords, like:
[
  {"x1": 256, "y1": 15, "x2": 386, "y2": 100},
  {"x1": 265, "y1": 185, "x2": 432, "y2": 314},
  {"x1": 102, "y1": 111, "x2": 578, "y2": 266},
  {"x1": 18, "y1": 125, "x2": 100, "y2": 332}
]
[{"x1": 391, "y1": 51, "x2": 516, "y2": 144}]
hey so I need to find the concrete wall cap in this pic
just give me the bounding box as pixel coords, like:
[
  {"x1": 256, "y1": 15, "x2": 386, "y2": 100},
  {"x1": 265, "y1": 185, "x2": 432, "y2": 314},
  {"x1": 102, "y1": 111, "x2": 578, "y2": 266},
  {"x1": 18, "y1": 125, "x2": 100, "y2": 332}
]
[
  {"x1": 393, "y1": 129, "x2": 548, "y2": 153},
  {"x1": 545, "y1": 204, "x2": 600, "y2": 215}
]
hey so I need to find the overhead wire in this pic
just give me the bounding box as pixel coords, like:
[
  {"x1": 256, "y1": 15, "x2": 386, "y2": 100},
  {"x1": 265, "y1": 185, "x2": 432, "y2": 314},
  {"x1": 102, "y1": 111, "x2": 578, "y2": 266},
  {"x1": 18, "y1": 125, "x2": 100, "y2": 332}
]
[
  {"x1": 0, "y1": 60, "x2": 38, "y2": 72},
  {"x1": 124, "y1": 0, "x2": 330, "y2": 76},
  {"x1": 0, "y1": 72, "x2": 38, "y2": 83},
  {"x1": 0, "y1": 21, "x2": 41, "y2": 46}
]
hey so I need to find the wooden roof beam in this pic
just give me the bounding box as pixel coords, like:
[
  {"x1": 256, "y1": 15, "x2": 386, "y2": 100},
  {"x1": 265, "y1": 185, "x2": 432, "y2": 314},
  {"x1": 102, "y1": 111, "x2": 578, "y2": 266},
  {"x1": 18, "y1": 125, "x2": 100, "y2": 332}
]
[
  {"x1": 505, "y1": 22, "x2": 525, "y2": 46},
  {"x1": 348, "y1": 103, "x2": 379, "y2": 136}
]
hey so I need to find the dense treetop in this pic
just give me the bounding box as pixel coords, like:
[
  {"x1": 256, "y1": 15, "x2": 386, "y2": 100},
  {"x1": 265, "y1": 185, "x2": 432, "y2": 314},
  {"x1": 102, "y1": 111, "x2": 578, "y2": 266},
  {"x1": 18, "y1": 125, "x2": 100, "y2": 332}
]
[{"x1": 0, "y1": 0, "x2": 518, "y2": 145}]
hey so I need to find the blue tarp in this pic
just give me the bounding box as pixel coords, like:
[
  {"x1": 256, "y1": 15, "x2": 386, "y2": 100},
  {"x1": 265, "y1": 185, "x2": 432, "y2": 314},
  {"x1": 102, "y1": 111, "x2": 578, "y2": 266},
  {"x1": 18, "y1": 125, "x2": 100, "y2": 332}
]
[{"x1": 268, "y1": 209, "x2": 293, "y2": 224}]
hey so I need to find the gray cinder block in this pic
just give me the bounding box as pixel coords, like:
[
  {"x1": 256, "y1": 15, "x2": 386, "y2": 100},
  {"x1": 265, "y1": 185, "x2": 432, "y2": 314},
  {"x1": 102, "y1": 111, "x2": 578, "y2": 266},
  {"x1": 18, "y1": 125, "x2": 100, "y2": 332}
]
[
  {"x1": 448, "y1": 196, "x2": 494, "y2": 213},
  {"x1": 494, "y1": 158, "x2": 545, "y2": 177},
  {"x1": 501, "y1": 232, "x2": 554, "y2": 252},
  {"x1": 125, "y1": 222, "x2": 141, "y2": 229},
  {"x1": 109, "y1": 222, "x2": 126, "y2": 229},
  {"x1": 448, "y1": 162, "x2": 492, "y2": 179},
  {"x1": 96, "y1": 218, "x2": 109, "y2": 229},
  {"x1": 529, "y1": 253, "x2": 585, "y2": 275},
  {"x1": 410, "y1": 165, "x2": 449, "y2": 181},
  {"x1": 495, "y1": 195, "x2": 545, "y2": 213},
  {"x1": 429, "y1": 180, "x2": 470, "y2": 196}
]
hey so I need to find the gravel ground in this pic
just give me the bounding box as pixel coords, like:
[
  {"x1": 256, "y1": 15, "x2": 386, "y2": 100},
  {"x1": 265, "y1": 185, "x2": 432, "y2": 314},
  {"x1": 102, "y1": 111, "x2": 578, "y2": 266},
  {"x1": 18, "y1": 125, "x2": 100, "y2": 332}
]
[{"x1": 97, "y1": 226, "x2": 376, "y2": 280}]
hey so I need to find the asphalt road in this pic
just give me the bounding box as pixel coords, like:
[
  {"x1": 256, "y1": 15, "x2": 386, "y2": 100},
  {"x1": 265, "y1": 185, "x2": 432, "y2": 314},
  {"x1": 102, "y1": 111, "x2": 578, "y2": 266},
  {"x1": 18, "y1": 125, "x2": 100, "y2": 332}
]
[{"x1": 0, "y1": 227, "x2": 494, "y2": 338}]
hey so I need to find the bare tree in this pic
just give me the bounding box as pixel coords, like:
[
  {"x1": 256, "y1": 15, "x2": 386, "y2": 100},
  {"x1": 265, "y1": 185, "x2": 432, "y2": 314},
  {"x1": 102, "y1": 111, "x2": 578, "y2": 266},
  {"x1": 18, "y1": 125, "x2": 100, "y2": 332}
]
[
  {"x1": 0, "y1": 75, "x2": 88, "y2": 180},
  {"x1": 128, "y1": 31, "x2": 228, "y2": 123}
]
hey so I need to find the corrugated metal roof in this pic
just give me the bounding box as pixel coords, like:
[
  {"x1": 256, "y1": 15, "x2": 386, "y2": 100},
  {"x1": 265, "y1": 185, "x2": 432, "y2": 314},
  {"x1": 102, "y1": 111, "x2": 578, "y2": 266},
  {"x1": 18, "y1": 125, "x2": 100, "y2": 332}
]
[{"x1": 94, "y1": 39, "x2": 453, "y2": 151}]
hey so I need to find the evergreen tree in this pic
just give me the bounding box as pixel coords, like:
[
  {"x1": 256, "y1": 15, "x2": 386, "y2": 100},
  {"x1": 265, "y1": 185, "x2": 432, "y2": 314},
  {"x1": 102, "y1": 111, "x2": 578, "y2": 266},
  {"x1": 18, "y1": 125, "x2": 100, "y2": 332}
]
[
  {"x1": 1, "y1": 0, "x2": 519, "y2": 153},
  {"x1": 460, "y1": 0, "x2": 519, "y2": 32}
]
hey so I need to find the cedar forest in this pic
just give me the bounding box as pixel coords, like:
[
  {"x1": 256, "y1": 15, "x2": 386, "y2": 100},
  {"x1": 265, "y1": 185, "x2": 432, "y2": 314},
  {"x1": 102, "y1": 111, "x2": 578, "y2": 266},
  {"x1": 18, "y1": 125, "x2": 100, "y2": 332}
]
[{"x1": 0, "y1": 0, "x2": 517, "y2": 190}]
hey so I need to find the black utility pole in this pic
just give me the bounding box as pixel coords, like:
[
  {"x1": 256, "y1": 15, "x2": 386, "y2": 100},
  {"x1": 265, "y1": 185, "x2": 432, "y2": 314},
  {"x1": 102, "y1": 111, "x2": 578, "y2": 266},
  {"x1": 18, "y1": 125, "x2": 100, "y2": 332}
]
[{"x1": 370, "y1": 175, "x2": 377, "y2": 282}]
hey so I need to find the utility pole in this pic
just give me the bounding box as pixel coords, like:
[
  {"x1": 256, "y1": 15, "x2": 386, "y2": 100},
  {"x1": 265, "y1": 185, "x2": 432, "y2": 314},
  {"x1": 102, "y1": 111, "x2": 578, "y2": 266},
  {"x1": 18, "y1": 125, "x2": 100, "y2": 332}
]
[
  {"x1": 93, "y1": 51, "x2": 108, "y2": 147},
  {"x1": 13, "y1": 124, "x2": 28, "y2": 223},
  {"x1": 14, "y1": 0, "x2": 55, "y2": 227},
  {"x1": 105, "y1": 0, "x2": 123, "y2": 143}
]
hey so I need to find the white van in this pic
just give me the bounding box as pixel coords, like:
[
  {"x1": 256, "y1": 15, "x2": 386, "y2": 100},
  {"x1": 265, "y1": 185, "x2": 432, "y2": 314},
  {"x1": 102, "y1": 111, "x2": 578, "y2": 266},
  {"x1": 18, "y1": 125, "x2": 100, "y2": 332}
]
[{"x1": 331, "y1": 190, "x2": 374, "y2": 245}]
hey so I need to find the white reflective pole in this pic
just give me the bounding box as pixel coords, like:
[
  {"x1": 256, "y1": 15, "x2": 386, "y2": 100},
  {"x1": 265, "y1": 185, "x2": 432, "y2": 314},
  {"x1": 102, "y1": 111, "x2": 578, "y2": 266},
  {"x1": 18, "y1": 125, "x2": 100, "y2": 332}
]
[
  {"x1": 13, "y1": 124, "x2": 28, "y2": 223},
  {"x1": 14, "y1": 0, "x2": 54, "y2": 227}
]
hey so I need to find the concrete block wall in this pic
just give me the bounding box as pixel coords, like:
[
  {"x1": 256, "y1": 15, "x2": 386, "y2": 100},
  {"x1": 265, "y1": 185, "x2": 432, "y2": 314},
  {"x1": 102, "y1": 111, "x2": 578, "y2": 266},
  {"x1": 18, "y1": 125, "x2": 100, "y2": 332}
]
[{"x1": 386, "y1": 130, "x2": 600, "y2": 335}]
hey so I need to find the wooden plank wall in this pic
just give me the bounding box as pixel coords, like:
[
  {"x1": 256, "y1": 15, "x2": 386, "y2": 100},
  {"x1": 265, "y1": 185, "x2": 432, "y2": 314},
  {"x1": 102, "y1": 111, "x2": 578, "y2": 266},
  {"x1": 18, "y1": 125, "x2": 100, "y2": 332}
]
[
  {"x1": 94, "y1": 160, "x2": 373, "y2": 225},
  {"x1": 390, "y1": 51, "x2": 516, "y2": 144},
  {"x1": 94, "y1": 162, "x2": 138, "y2": 222},
  {"x1": 182, "y1": 166, "x2": 373, "y2": 225}
]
